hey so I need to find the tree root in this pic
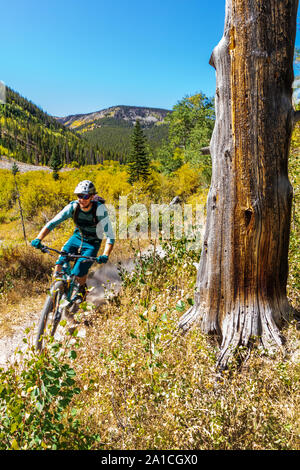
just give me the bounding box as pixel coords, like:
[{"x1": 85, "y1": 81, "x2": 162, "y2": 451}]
[{"x1": 178, "y1": 303, "x2": 288, "y2": 370}]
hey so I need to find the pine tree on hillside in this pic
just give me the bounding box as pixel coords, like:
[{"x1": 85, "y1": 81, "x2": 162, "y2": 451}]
[
  {"x1": 50, "y1": 148, "x2": 62, "y2": 180},
  {"x1": 128, "y1": 120, "x2": 150, "y2": 184}
]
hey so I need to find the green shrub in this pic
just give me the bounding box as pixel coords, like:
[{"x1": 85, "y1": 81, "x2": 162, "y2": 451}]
[{"x1": 0, "y1": 332, "x2": 101, "y2": 450}]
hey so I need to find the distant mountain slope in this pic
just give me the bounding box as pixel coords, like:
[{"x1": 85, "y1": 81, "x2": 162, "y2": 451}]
[
  {"x1": 56, "y1": 105, "x2": 171, "y2": 158},
  {"x1": 56, "y1": 105, "x2": 170, "y2": 131},
  {"x1": 0, "y1": 87, "x2": 100, "y2": 166}
]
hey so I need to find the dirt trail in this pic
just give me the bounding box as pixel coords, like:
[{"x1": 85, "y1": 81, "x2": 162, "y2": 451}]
[
  {"x1": 0, "y1": 157, "x2": 73, "y2": 173},
  {"x1": 0, "y1": 156, "x2": 51, "y2": 173},
  {"x1": 0, "y1": 295, "x2": 45, "y2": 367}
]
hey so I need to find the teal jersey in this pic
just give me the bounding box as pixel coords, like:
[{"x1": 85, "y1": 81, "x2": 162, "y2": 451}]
[{"x1": 45, "y1": 200, "x2": 115, "y2": 244}]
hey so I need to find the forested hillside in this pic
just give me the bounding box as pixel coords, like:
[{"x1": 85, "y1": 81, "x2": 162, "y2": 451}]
[
  {"x1": 57, "y1": 105, "x2": 171, "y2": 160},
  {"x1": 0, "y1": 88, "x2": 118, "y2": 166},
  {"x1": 0, "y1": 88, "x2": 214, "y2": 169},
  {"x1": 82, "y1": 117, "x2": 169, "y2": 160}
]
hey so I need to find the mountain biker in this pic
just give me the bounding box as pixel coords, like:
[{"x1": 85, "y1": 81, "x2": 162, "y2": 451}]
[{"x1": 31, "y1": 180, "x2": 115, "y2": 301}]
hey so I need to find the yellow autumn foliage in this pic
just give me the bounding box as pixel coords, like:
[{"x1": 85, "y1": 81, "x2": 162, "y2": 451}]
[
  {"x1": 0, "y1": 160, "x2": 206, "y2": 228},
  {"x1": 172, "y1": 163, "x2": 204, "y2": 199}
]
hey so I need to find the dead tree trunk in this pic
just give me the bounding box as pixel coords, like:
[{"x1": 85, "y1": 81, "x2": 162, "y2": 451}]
[{"x1": 179, "y1": 0, "x2": 299, "y2": 368}]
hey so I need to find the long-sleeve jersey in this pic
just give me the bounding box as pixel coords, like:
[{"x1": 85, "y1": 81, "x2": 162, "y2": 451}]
[{"x1": 45, "y1": 200, "x2": 115, "y2": 244}]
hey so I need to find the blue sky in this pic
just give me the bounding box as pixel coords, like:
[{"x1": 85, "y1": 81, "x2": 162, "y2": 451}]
[{"x1": 1, "y1": 0, "x2": 299, "y2": 117}]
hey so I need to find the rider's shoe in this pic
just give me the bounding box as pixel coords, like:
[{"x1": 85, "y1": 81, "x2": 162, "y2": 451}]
[{"x1": 68, "y1": 284, "x2": 87, "y2": 315}]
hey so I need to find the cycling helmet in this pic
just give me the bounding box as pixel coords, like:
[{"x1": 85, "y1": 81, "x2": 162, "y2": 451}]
[{"x1": 74, "y1": 180, "x2": 97, "y2": 195}]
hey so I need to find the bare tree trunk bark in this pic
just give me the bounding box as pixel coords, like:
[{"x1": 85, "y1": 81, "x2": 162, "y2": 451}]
[{"x1": 179, "y1": 0, "x2": 299, "y2": 368}]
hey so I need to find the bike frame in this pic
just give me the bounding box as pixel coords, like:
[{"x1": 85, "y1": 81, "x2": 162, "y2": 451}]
[
  {"x1": 56, "y1": 262, "x2": 79, "y2": 304},
  {"x1": 42, "y1": 245, "x2": 97, "y2": 301}
]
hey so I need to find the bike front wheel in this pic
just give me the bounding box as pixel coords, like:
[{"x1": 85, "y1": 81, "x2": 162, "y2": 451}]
[
  {"x1": 35, "y1": 280, "x2": 64, "y2": 351},
  {"x1": 35, "y1": 295, "x2": 53, "y2": 351}
]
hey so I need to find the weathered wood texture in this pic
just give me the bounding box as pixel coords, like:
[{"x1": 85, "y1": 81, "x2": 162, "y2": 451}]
[{"x1": 179, "y1": 0, "x2": 299, "y2": 367}]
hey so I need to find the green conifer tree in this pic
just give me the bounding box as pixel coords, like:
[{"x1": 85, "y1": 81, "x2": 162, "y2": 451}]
[
  {"x1": 128, "y1": 120, "x2": 150, "y2": 184},
  {"x1": 50, "y1": 148, "x2": 62, "y2": 180}
]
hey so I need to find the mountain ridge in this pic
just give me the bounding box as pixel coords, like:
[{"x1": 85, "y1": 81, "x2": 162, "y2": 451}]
[
  {"x1": 55, "y1": 104, "x2": 171, "y2": 131},
  {"x1": 55, "y1": 104, "x2": 171, "y2": 159}
]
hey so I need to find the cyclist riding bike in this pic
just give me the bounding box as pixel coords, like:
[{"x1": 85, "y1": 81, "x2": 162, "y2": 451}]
[{"x1": 31, "y1": 180, "x2": 115, "y2": 301}]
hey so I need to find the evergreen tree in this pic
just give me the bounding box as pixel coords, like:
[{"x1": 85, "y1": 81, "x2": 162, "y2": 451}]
[
  {"x1": 128, "y1": 120, "x2": 150, "y2": 184},
  {"x1": 50, "y1": 148, "x2": 62, "y2": 180}
]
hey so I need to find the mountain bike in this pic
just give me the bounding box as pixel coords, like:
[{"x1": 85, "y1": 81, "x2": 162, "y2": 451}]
[{"x1": 35, "y1": 245, "x2": 99, "y2": 351}]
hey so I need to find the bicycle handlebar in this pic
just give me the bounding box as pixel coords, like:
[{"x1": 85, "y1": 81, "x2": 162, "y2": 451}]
[{"x1": 40, "y1": 245, "x2": 99, "y2": 262}]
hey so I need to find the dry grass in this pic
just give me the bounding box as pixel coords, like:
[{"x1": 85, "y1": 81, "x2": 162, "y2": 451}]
[
  {"x1": 65, "y1": 241, "x2": 300, "y2": 451},
  {"x1": 0, "y1": 243, "x2": 53, "y2": 335}
]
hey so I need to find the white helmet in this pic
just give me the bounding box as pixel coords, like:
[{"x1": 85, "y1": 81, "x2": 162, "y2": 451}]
[{"x1": 74, "y1": 180, "x2": 96, "y2": 195}]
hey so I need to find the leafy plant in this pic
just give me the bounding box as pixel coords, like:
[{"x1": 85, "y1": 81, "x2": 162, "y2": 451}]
[{"x1": 0, "y1": 330, "x2": 101, "y2": 450}]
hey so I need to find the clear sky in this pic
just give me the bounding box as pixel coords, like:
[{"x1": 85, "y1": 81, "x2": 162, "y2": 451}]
[{"x1": 1, "y1": 0, "x2": 299, "y2": 117}]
